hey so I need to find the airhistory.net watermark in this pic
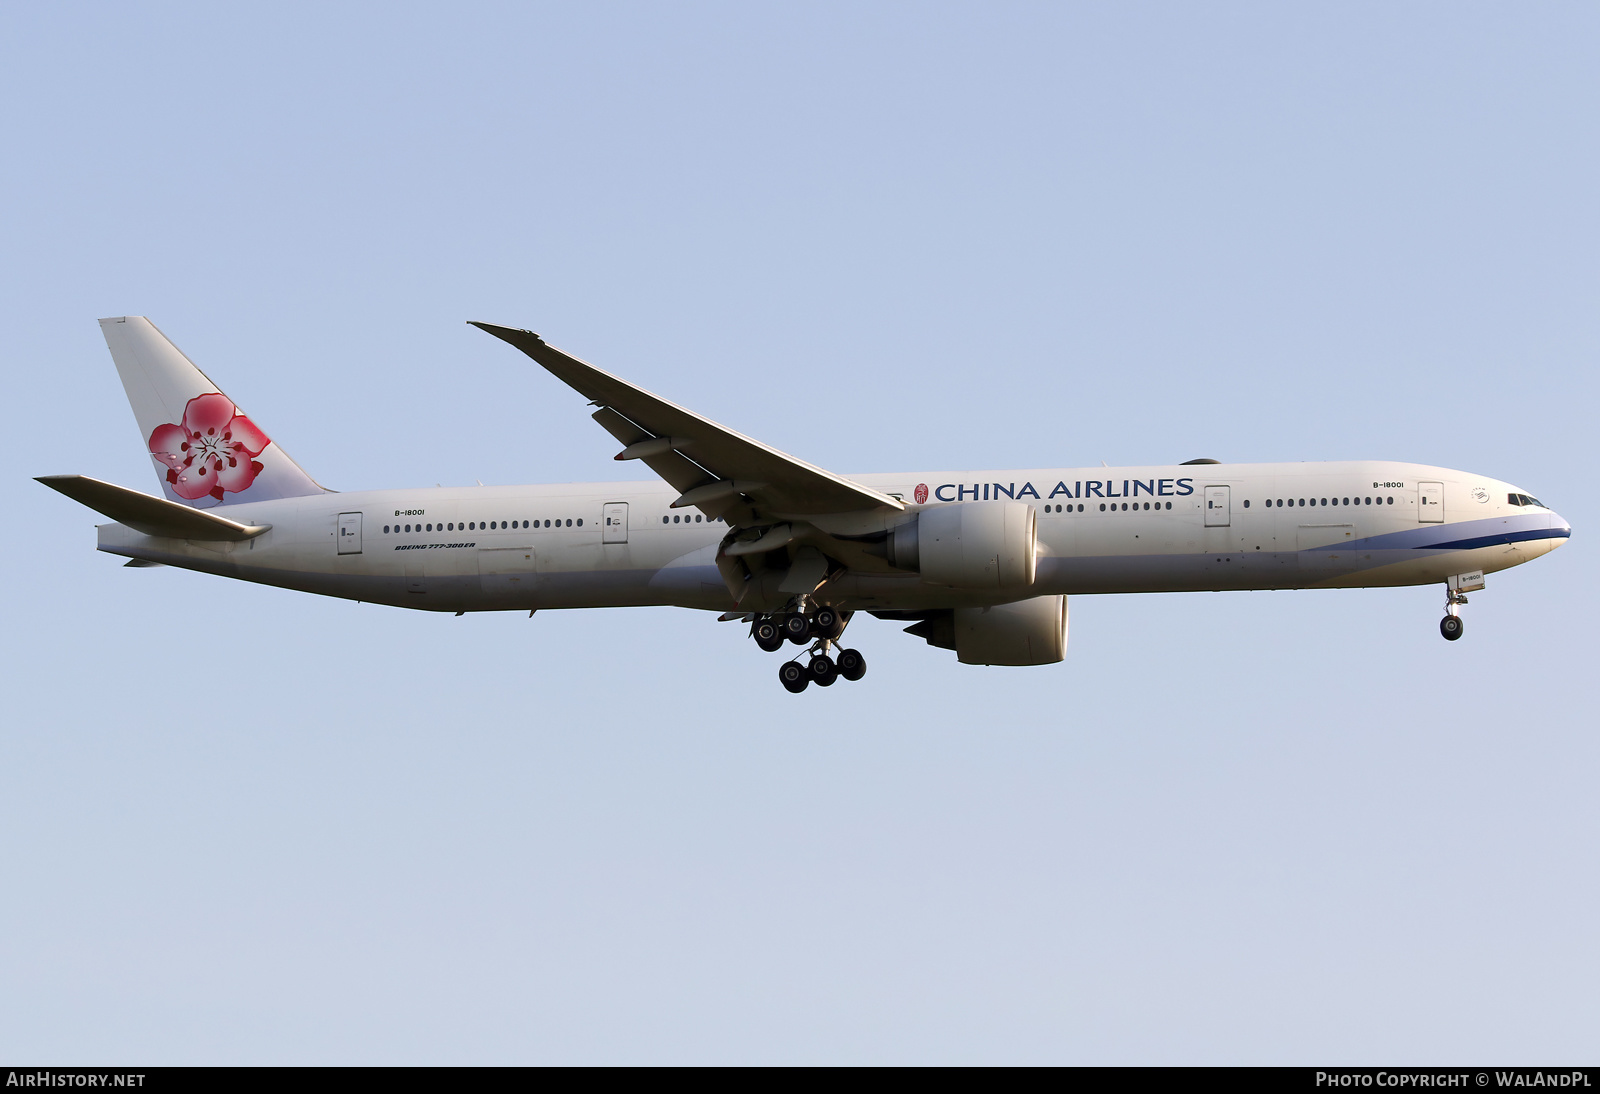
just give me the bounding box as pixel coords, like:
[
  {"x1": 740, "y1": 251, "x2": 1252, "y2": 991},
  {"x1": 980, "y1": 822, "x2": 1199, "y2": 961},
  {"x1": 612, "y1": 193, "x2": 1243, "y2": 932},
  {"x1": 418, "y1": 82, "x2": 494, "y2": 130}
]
[{"x1": 5, "y1": 1075, "x2": 145, "y2": 1088}]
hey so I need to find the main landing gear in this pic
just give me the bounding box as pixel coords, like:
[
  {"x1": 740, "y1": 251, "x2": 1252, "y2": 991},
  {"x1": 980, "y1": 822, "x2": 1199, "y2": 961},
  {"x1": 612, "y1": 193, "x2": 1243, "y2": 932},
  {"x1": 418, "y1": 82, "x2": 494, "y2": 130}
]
[
  {"x1": 1440, "y1": 587, "x2": 1467, "y2": 641},
  {"x1": 750, "y1": 606, "x2": 867, "y2": 693}
]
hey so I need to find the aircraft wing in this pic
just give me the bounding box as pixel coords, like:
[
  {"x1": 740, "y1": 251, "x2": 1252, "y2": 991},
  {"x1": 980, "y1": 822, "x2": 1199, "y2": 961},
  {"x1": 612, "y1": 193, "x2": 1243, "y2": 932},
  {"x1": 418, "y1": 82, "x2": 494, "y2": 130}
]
[
  {"x1": 470, "y1": 323, "x2": 903, "y2": 526},
  {"x1": 36, "y1": 475, "x2": 271, "y2": 541}
]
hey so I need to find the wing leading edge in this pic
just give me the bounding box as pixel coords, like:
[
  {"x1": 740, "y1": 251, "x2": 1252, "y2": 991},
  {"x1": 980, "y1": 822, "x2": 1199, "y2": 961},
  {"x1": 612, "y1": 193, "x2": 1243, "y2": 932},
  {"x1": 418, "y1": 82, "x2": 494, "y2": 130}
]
[{"x1": 469, "y1": 323, "x2": 904, "y2": 526}]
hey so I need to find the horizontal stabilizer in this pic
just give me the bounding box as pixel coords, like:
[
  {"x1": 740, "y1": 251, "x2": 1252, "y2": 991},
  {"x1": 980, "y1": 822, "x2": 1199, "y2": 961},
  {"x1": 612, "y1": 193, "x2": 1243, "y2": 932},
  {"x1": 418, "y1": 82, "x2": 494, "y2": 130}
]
[{"x1": 36, "y1": 475, "x2": 271, "y2": 541}]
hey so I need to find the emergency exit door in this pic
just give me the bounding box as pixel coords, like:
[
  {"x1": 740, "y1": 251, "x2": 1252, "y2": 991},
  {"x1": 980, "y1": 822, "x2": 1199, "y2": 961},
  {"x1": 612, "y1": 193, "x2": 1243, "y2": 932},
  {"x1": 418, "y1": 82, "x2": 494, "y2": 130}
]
[
  {"x1": 603, "y1": 502, "x2": 629, "y2": 543},
  {"x1": 1204, "y1": 486, "x2": 1231, "y2": 527},
  {"x1": 337, "y1": 512, "x2": 363, "y2": 554},
  {"x1": 1418, "y1": 482, "x2": 1444, "y2": 523}
]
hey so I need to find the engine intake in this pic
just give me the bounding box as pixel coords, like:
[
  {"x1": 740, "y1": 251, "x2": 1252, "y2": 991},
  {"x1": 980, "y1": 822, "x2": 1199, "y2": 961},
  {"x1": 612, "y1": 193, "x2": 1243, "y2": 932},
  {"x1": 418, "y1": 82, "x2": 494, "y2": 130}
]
[{"x1": 886, "y1": 500, "x2": 1037, "y2": 589}]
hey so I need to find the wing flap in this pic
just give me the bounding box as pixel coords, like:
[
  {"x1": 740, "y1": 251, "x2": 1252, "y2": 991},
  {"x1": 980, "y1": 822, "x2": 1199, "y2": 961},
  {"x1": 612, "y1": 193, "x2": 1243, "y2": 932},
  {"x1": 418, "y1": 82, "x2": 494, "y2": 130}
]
[{"x1": 36, "y1": 475, "x2": 271, "y2": 541}]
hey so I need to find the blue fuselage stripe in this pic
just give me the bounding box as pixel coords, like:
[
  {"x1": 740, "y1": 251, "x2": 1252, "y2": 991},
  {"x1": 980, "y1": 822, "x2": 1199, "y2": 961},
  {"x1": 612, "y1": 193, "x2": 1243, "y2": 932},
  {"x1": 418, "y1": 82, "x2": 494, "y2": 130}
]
[{"x1": 1415, "y1": 526, "x2": 1572, "y2": 552}]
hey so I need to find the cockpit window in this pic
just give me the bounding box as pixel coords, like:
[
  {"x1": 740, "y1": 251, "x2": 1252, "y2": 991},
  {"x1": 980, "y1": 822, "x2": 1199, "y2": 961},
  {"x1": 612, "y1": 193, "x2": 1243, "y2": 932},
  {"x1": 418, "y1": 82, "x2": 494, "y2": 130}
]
[{"x1": 1508, "y1": 493, "x2": 1547, "y2": 508}]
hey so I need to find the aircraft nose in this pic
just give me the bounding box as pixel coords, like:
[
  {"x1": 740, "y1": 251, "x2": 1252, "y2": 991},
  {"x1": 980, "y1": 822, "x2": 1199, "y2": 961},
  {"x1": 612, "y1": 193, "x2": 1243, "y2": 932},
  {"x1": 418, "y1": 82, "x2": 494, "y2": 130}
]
[{"x1": 1550, "y1": 511, "x2": 1573, "y2": 546}]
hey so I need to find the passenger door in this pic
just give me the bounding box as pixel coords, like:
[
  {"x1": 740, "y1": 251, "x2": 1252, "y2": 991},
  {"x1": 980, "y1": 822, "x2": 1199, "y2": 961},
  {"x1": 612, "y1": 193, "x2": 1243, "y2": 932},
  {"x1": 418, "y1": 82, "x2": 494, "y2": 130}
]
[
  {"x1": 1418, "y1": 482, "x2": 1444, "y2": 523},
  {"x1": 1204, "y1": 486, "x2": 1230, "y2": 527},
  {"x1": 603, "y1": 502, "x2": 629, "y2": 544},
  {"x1": 337, "y1": 512, "x2": 362, "y2": 554}
]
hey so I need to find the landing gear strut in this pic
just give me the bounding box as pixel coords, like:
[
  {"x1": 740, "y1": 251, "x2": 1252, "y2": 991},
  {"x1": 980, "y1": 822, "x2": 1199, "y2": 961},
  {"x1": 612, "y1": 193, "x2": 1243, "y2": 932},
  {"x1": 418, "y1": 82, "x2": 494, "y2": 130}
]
[{"x1": 1440, "y1": 587, "x2": 1467, "y2": 642}]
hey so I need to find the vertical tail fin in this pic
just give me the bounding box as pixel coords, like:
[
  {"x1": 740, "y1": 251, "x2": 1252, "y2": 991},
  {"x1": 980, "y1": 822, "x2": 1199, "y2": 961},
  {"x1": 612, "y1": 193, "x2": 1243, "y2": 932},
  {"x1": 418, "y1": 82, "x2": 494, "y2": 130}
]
[{"x1": 100, "y1": 317, "x2": 326, "y2": 507}]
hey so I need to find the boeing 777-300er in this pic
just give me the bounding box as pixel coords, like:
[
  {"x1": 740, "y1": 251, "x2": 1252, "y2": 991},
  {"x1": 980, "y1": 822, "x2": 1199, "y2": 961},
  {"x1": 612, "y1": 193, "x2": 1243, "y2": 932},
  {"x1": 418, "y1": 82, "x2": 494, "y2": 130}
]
[{"x1": 38, "y1": 317, "x2": 1573, "y2": 692}]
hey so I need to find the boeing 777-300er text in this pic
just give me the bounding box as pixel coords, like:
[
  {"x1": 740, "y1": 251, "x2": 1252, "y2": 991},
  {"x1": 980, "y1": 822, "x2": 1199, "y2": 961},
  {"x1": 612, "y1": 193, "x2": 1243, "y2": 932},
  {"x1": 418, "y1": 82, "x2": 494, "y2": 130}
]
[{"x1": 38, "y1": 317, "x2": 1573, "y2": 692}]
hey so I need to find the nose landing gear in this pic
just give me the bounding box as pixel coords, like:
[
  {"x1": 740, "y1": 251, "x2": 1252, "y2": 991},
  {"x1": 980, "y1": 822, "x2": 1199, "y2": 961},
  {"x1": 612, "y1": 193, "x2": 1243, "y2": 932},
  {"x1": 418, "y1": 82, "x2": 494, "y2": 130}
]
[{"x1": 1440, "y1": 587, "x2": 1467, "y2": 641}]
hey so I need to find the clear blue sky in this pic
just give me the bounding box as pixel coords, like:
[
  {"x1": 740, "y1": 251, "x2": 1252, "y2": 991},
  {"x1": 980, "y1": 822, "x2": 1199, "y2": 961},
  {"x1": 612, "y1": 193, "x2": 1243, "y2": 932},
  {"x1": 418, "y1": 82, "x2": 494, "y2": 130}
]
[{"x1": 2, "y1": 1, "x2": 1595, "y2": 1063}]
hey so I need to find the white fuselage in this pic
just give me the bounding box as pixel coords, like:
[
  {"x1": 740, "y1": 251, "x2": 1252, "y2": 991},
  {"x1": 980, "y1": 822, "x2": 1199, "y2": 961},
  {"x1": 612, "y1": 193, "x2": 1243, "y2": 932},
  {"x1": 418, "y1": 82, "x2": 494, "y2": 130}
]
[{"x1": 95, "y1": 460, "x2": 1571, "y2": 615}]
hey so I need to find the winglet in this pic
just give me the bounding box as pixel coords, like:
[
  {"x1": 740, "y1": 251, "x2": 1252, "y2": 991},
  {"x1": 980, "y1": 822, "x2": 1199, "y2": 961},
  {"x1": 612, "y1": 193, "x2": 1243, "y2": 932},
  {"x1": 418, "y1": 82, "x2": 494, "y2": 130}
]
[{"x1": 469, "y1": 321, "x2": 543, "y2": 352}]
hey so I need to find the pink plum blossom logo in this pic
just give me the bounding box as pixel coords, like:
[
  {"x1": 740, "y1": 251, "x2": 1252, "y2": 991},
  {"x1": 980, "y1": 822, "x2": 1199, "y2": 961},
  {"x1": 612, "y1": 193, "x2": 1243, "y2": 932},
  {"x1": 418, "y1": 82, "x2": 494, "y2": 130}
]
[
  {"x1": 148, "y1": 393, "x2": 271, "y2": 502},
  {"x1": 914, "y1": 483, "x2": 929, "y2": 504}
]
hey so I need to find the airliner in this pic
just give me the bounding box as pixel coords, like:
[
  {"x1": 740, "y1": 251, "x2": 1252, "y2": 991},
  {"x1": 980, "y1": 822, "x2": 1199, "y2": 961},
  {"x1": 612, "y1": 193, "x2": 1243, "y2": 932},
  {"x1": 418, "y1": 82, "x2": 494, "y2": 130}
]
[{"x1": 38, "y1": 317, "x2": 1572, "y2": 692}]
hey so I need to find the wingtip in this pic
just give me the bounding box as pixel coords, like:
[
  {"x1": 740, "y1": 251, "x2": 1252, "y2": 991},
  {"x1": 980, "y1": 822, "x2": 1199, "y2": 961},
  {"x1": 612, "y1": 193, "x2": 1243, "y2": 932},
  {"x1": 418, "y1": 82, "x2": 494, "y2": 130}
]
[{"x1": 468, "y1": 320, "x2": 541, "y2": 342}]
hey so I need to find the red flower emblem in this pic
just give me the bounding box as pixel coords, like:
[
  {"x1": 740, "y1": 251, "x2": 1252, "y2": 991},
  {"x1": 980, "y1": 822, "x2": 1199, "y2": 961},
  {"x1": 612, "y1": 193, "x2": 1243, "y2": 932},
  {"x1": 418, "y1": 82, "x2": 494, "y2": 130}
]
[
  {"x1": 148, "y1": 393, "x2": 271, "y2": 502},
  {"x1": 914, "y1": 483, "x2": 929, "y2": 504}
]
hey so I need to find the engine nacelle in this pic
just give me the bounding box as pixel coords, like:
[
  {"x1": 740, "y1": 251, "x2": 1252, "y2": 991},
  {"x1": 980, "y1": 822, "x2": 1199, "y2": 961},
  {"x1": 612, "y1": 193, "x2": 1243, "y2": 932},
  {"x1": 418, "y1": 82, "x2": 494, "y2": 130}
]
[
  {"x1": 887, "y1": 501, "x2": 1037, "y2": 589},
  {"x1": 902, "y1": 595, "x2": 1068, "y2": 665},
  {"x1": 957, "y1": 595, "x2": 1068, "y2": 665}
]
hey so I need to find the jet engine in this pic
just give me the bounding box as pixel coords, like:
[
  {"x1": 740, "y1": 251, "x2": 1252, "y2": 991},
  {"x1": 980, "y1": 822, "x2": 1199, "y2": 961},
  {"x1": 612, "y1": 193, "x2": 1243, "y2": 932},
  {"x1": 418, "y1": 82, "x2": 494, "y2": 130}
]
[
  {"x1": 886, "y1": 500, "x2": 1037, "y2": 589},
  {"x1": 903, "y1": 595, "x2": 1068, "y2": 665}
]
